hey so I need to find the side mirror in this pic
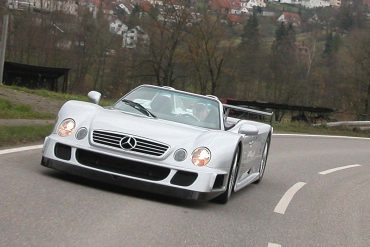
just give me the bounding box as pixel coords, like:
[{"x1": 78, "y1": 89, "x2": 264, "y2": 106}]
[
  {"x1": 87, "y1": 91, "x2": 101, "y2": 105},
  {"x1": 238, "y1": 124, "x2": 259, "y2": 136}
]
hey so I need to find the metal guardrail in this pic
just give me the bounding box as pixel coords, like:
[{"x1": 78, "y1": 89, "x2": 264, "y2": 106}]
[
  {"x1": 314, "y1": 121, "x2": 370, "y2": 131},
  {"x1": 325, "y1": 121, "x2": 370, "y2": 127},
  {"x1": 223, "y1": 104, "x2": 273, "y2": 117},
  {"x1": 223, "y1": 104, "x2": 274, "y2": 124}
]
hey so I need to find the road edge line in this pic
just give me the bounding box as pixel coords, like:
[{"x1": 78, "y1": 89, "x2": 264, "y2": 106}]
[
  {"x1": 273, "y1": 133, "x2": 370, "y2": 140},
  {"x1": 0, "y1": 145, "x2": 43, "y2": 155}
]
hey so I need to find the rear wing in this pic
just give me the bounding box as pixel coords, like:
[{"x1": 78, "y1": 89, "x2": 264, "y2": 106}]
[{"x1": 223, "y1": 104, "x2": 274, "y2": 124}]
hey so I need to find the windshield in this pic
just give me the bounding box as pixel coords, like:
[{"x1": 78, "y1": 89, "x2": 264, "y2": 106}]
[{"x1": 114, "y1": 86, "x2": 221, "y2": 130}]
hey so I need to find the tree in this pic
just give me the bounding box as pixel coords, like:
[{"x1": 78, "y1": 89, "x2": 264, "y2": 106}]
[
  {"x1": 186, "y1": 11, "x2": 227, "y2": 95},
  {"x1": 345, "y1": 27, "x2": 370, "y2": 119},
  {"x1": 139, "y1": 0, "x2": 192, "y2": 86},
  {"x1": 269, "y1": 23, "x2": 299, "y2": 105},
  {"x1": 238, "y1": 12, "x2": 263, "y2": 99}
]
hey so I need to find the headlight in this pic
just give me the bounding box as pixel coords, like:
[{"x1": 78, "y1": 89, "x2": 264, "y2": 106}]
[
  {"x1": 192, "y1": 147, "x2": 211, "y2": 167},
  {"x1": 57, "y1": 118, "x2": 76, "y2": 137}
]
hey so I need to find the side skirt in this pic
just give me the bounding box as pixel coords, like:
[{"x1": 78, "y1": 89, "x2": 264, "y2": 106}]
[{"x1": 234, "y1": 172, "x2": 260, "y2": 192}]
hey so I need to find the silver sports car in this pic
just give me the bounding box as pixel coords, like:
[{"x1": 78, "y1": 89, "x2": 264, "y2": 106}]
[{"x1": 41, "y1": 85, "x2": 273, "y2": 203}]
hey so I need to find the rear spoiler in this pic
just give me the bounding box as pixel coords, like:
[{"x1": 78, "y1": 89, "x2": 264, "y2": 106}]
[{"x1": 223, "y1": 104, "x2": 274, "y2": 123}]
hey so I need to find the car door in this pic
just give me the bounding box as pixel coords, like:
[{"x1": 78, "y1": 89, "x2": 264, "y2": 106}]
[{"x1": 237, "y1": 132, "x2": 259, "y2": 181}]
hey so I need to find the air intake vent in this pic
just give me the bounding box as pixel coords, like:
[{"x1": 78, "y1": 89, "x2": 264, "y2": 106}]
[{"x1": 92, "y1": 130, "x2": 169, "y2": 157}]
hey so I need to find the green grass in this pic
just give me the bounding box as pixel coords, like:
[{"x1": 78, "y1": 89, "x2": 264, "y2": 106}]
[
  {"x1": 5, "y1": 85, "x2": 89, "y2": 101},
  {"x1": 0, "y1": 125, "x2": 53, "y2": 147},
  {"x1": 5, "y1": 85, "x2": 114, "y2": 106},
  {"x1": 273, "y1": 122, "x2": 370, "y2": 138},
  {"x1": 0, "y1": 98, "x2": 55, "y2": 119}
]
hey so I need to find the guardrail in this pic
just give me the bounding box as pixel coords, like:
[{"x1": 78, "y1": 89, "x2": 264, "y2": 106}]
[
  {"x1": 314, "y1": 121, "x2": 370, "y2": 131},
  {"x1": 223, "y1": 104, "x2": 274, "y2": 124}
]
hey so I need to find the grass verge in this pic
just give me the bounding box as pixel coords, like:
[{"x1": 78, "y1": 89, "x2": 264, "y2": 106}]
[
  {"x1": 0, "y1": 125, "x2": 53, "y2": 147},
  {"x1": 273, "y1": 122, "x2": 370, "y2": 138},
  {"x1": 0, "y1": 98, "x2": 55, "y2": 119},
  {"x1": 5, "y1": 85, "x2": 114, "y2": 106}
]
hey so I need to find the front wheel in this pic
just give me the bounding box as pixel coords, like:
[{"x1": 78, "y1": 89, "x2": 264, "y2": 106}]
[
  {"x1": 254, "y1": 136, "x2": 270, "y2": 184},
  {"x1": 213, "y1": 147, "x2": 240, "y2": 204}
]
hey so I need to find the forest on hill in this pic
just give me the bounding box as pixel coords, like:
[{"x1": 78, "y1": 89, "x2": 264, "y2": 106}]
[{"x1": 1, "y1": 0, "x2": 369, "y2": 120}]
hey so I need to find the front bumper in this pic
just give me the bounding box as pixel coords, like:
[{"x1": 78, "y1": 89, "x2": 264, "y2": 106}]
[
  {"x1": 41, "y1": 137, "x2": 227, "y2": 201},
  {"x1": 41, "y1": 157, "x2": 221, "y2": 200}
]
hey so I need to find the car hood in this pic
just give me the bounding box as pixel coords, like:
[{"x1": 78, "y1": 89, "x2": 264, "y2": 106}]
[{"x1": 90, "y1": 108, "x2": 209, "y2": 146}]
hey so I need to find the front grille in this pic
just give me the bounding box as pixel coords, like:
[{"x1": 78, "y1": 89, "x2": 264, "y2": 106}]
[
  {"x1": 92, "y1": 130, "x2": 169, "y2": 157},
  {"x1": 76, "y1": 149, "x2": 171, "y2": 181}
]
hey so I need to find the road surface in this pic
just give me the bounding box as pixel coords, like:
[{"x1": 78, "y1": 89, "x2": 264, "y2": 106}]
[{"x1": 0, "y1": 135, "x2": 369, "y2": 247}]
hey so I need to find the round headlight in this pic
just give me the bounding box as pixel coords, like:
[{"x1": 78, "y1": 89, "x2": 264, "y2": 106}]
[
  {"x1": 192, "y1": 147, "x2": 211, "y2": 167},
  {"x1": 58, "y1": 118, "x2": 76, "y2": 137}
]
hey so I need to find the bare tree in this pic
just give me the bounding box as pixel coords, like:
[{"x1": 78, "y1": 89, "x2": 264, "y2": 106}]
[
  {"x1": 186, "y1": 12, "x2": 226, "y2": 95},
  {"x1": 140, "y1": 0, "x2": 192, "y2": 86}
]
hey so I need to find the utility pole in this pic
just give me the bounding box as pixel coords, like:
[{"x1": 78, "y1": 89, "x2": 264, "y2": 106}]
[{"x1": 0, "y1": 14, "x2": 9, "y2": 84}]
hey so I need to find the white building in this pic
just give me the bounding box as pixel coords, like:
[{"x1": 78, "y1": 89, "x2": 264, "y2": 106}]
[
  {"x1": 122, "y1": 26, "x2": 149, "y2": 49},
  {"x1": 279, "y1": 0, "x2": 302, "y2": 4},
  {"x1": 246, "y1": 0, "x2": 267, "y2": 8},
  {"x1": 330, "y1": 0, "x2": 341, "y2": 7},
  {"x1": 301, "y1": 0, "x2": 330, "y2": 8},
  {"x1": 7, "y1": 0, "x2": 78, "y2": 15},
  {"x1": 109, "y1": 19, "x2": 128, "y2": 36}
]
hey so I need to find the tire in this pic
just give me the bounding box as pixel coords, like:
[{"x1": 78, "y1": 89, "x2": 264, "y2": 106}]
[
  {"x1": 213, "y1": 147, "x2": 240, "y2": 204},
  {"x1": 254, "y1": 135, "x2": 270, "y2": 184}
]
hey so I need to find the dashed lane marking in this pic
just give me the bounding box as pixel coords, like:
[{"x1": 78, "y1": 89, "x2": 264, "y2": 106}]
[
  {"x1": 319, "y1": 164, "x2": 362, "y2": 175},
  {"x1": 274, "y1": 182, "x2": 306, "y2": 215},
  {"x1": 268, "y1": 242, "x2": 282, "y2": 247}
]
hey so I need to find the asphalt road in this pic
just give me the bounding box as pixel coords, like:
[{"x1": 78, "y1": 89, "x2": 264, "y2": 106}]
[{"x1": 0, "y1": 135, "x2": 369, "y2": 247}]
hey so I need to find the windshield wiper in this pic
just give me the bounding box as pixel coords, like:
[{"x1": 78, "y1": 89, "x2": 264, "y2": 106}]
[{"x1": 121, "y1": 99, "x2": 156, "y2": 118}]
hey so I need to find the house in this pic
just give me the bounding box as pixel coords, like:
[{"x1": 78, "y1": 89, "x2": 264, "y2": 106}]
[
  {"x1": 241, "y1": 6, "x2": 249, "y2": 13},
  {"x1": 109, "y1": 19, "x2": 128, "y2": 35},
  {"x1": 116, "y1": 2, "x2": 134, "y2": 15},
  {"x1": 279, "y1": 0, "x2": 302, "y2": 4},
  {"x1": 7, "y1": 0, "x2": 78, "y2": 15},
  {"x1": 277, "y1": 12, "x2": 301, "y2": 26},
  {"x1": 301, "y1": 0, "x2": 330, "y2": 8},
  {"x1": 246, "y1": 0, "x2": 267, "y2": 9},
  {"x1": 122, "y1": 26, "x2": 149, "y2": 48},
  {"x1": 330, "y1": 0, "x2": 341, "y2": 7},
  {"x1": 209, "y1": 0, "x2": 232, "y2": 13}
]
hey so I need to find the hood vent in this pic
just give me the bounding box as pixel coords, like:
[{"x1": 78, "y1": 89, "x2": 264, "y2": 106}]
[{"x1": 92, "y1": 130, "x2": 169, "y2": 157}]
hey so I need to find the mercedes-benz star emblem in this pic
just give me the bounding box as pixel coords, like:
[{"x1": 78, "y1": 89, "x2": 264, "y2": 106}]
[{"x1": 120, "y1": 136, "x2": 137, "y2": 150}]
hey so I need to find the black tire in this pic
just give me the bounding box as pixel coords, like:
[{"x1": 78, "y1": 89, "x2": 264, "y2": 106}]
[
  {"x1": 213, "y1": 147, "x2": 240, "y2": 204},
  {"x1": 254, "y1": 135, "x2": 270, "y2": 184}
]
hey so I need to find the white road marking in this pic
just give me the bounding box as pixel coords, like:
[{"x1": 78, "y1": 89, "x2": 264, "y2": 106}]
[
  {"x1": 319, "y1": 164, "x2": 362, "y2": 175},
  {"x1": 273, "y1": 133, "x2": 370, "y2": 141},
  {"x1": 0, "y1": 145, "x2": 43, "y2": 155},
  {"x1": 274, "y1": 182, "x2": 306, "y2": 215},
  {"x1": 268, "y1": 242, "x2": 282, "y2": 247}
]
